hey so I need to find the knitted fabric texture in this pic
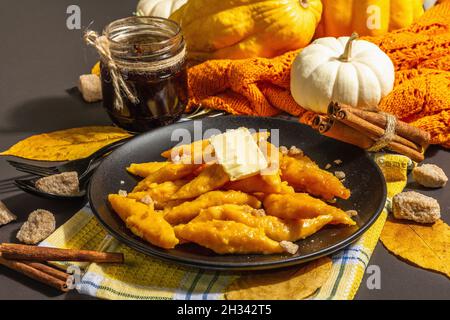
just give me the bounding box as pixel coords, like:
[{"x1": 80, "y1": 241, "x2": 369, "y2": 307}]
[{"x1": 187, "y1": 1, "x2": 450, "y2": 147}]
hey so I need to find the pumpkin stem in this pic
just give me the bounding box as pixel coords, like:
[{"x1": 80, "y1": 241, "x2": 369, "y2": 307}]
[
  {"x1": 340, "y1": 32, "x2": 359, "y2": 62},
  {"x1": 299, "y1": 0, "x2": 309, "y2": 9}
]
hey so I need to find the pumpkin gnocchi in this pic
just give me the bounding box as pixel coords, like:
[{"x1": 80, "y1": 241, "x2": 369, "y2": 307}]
[{"x1": 108, "y1": 129, "x2": 355, "y2": 255}]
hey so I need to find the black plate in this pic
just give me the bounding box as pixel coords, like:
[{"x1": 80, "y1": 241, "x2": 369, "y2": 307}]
[{"x1": 89, "y1": 116, "x2": 386, "y2": 270}]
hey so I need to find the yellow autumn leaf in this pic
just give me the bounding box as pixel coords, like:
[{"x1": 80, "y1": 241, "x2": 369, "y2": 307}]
[
  {"x1": 225, "y1": 256, "x2": 332, "y2": 300},
  {"x1": 91, "y1": 61, "x2": 100, "y2": 76},
  {"x1": 381, "y1": 218, "x2": 450, "y2": 279},
  {"x1": 0, "y1": 126, "x2": 132, "y2": 161}
]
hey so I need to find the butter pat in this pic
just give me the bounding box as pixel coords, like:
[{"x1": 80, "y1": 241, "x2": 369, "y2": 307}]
[{"x1": 210, "y1": 128, "x2": 268, "y2": 181}]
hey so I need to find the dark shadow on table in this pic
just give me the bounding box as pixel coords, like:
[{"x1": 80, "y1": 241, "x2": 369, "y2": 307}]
[
  {"x1": 424, "y1": 145, "x2": 440, "y2": 158},
  {"x1": 0, "y1": 174, "x2": 34, "y2": 193},
  {"x1": 0, "y1": 94, "x2": 111, "y2": 133},
  {"x1": 405, "y1": 181, "x2": 438, "y2": 191},
  {"x1": 1, "y1": 267, "x2": 65, "y2": 299},
  {"x1": 64, "y1": 291, "x2": 98, "y2": 300}
]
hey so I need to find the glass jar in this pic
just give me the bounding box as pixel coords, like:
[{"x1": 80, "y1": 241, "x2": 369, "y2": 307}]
[{"x1": 100, "y1": 17, "x2": 188, "y2": 133}]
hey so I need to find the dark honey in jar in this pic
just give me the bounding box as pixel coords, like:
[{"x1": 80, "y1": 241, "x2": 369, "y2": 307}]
[{"x1": 100, "y1": 17, "x2": 188, "y2": 133}]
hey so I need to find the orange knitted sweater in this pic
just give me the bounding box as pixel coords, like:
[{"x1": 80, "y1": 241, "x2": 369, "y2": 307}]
[{"x1": 187, "y1": 1, "x2": 450, "y2": 147}]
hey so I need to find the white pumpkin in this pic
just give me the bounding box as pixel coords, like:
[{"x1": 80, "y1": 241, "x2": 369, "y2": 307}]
[
  {"x1": 290, "y1": 33, "x2": 395, "y2": 113},
  {"x1": 136, "y1": 0, "x2": 187, "y2": 18}
]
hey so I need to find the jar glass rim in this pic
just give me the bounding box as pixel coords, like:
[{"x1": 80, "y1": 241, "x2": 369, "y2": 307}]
[
  {"x1": 103, "y1": 16, "x2": 185, "y2": 63},
  {"x1": 103, "y1": 16, "x2": 182, "y2": 47}
]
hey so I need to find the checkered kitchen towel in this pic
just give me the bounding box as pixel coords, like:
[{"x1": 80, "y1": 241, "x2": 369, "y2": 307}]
[{"x1": 40, "y1": 154, "x2": 411, "y2": 300}]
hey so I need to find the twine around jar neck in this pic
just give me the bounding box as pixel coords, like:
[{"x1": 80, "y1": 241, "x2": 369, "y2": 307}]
[{"x1": 84, "y1": 30, "x2": 139, "y2": 111}]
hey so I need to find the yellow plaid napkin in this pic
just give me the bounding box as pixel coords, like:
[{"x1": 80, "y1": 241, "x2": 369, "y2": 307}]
[{"x1": 40, "y1": 154, "x2": 411, "y2": 300}]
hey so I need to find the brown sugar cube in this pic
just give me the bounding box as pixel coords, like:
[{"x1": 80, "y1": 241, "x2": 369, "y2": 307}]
[
  {"x1": 392, "y1": 191, "x2": 440, "y2": 224},
  {"x1": 16, "y1": 209, "x2": 56, "y2": 244},
  {"x1": 0, "y1": 201, "x2": 17, "y2": 226},
  {"x1": 35, "y1": 172, "x2": 79, "y2": 196},
  {"x1": 78, "y1": 74, "x2": 102, "y2": 103},
  {"x1": 412, "y1": 164, "x2": 448, "y2": 188}
]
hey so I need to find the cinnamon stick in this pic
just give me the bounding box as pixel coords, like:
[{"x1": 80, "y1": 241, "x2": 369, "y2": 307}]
[
  {"x1": 313, "y1": 115, "x2": 374, "y2": 149},
  {"x1": 336, "y1": 109, "x2": 423, "y2": 152},
  {"x1": 0, "y1": 243, "x2": 124, "y2": 264},
  {"x1": 25, "y1": 262, "x2": 71, "y2": 283},
  {"x1": 364, "y1": 131, "x2": 425, "y2": 162},
  {"x1": 312, "y1": 114, "x2": 424, "y2": 162},
  {"x1": 330, "y1": 103, "x2": 430, "y2": 147},
  {"x1": 0, "y1": 255, "x2": 69, "y2": 292},
  {"x1": 341, "y1": 122, "x2": 424, "y2": 162}
]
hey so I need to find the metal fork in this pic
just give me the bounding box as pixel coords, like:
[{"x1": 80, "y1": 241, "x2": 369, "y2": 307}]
[{"x1": 7, "y1": 137, "x2": 132, "y2": 178}]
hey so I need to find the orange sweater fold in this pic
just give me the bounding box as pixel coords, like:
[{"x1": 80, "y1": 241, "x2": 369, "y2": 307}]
[
  {"x1": 187, "y1": 2, "x2": 450, "y2": 147},
  {"x1": 188, "y1": 51, "x2": 299, "y2": 117}
]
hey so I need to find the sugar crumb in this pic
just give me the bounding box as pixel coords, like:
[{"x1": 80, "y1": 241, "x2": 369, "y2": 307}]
[
  {"x1": 140, "y1": 195, "x2": 153, "y2": 205},
  {"x1": 334, "y1": 171, "x2": 346, "y2": 180},
  {"x1": 172, "y1": 154, "x2": 181, "y2": 163},
  {"x1": 346, "y1": 210, "x2": 358, "y2": 217},
  {"x1": 280, "y1": 241, "x2": 299, "y2": 255},
  {"x1": 252, "y1": 209, "x2": 266, "y2": 217},
  {"x1": 279, "y1": 146, "x2": 288, "y2": 155},
  {"x1": 288, "y1": 146, "x2": 303, "y2": 156}
]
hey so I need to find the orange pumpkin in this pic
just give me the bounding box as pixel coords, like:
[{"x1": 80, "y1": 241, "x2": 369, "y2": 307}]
[{"x1": 316, "y1": 0, "x2": 424, "y2": 37}]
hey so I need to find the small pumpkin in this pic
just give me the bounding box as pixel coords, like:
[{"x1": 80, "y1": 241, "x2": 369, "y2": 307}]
[
  {"x1": 290, "y1": 33, "x2": 395, "y2": 113},
  {"x1": 316, "y1": 0, "x2": 424, "y2": 38},
  {"x1": 136, "y1": 0, "x2": 187, "y2": 18},
  {"x1": 169, "y1": 0, "x2": 323, "y2": 60}
]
